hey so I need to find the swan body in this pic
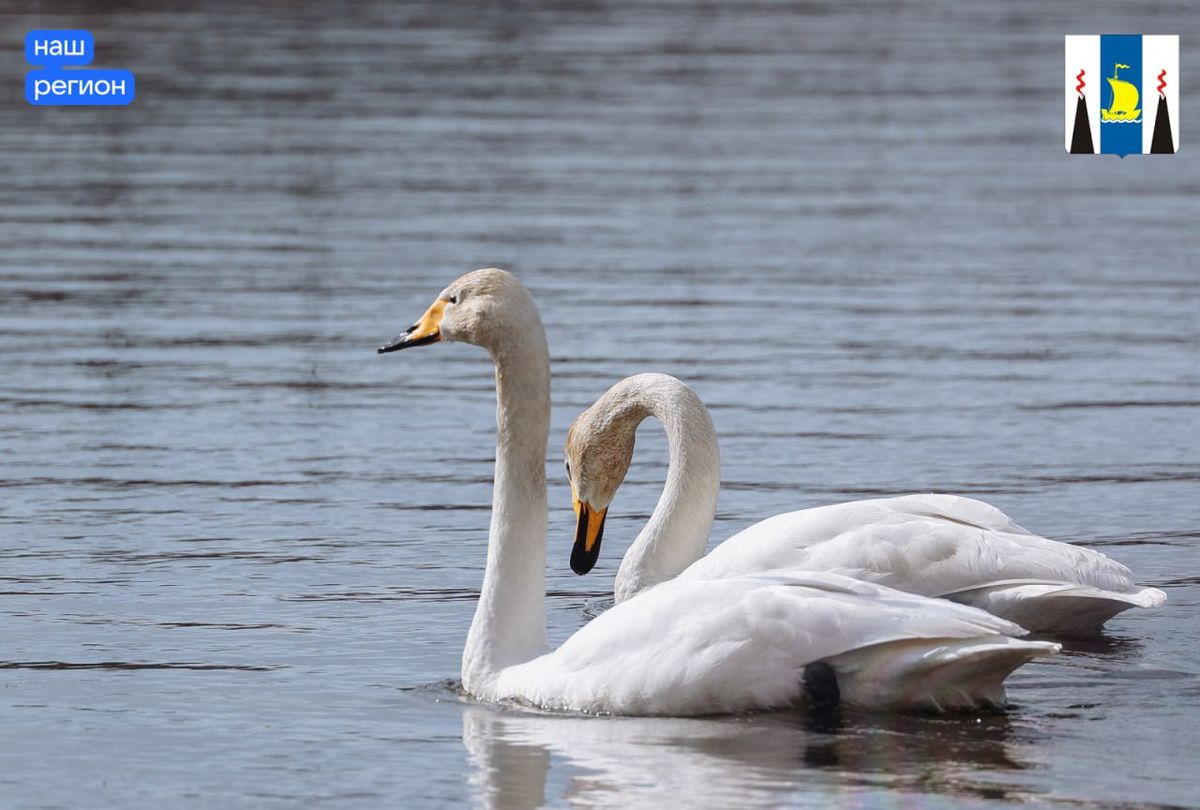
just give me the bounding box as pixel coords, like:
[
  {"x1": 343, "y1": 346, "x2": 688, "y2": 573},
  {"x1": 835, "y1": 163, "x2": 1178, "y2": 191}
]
[
  {"x1": 381, "y1": 270, "x2": 1057, "y2": 716},
  {"x1": 681, "y1": 494, "x2": 1166, "y2": 636},
  {"x1": 564, "y1": 374, "x2": 1165, "y2": 635},
  {"x1": 497, "y1": 571, "x2": 1053, "y2": 715}
]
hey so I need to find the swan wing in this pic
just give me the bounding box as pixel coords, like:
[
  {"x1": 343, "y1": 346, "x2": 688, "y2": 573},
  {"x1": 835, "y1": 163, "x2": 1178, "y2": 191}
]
[
  {"x1": 494, "y1": 571, "x2": 1056, "y2": 716},
  {"x1": 677, "y1": 494, "x2": 1164, "y2": 629}
]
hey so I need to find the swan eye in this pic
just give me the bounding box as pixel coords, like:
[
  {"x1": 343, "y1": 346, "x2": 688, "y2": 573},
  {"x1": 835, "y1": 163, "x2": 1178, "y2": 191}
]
[
  {"x1": 564, "y1": 461, "x2": 571, "y2": 478},
  {"x1": 448, "y1": 294, "x2": 459, "y2": 305}
]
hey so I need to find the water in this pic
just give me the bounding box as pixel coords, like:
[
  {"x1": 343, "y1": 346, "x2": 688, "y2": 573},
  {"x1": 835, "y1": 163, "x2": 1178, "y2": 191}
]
[{"x1": 2, "y1": 1, "x2": 1198, "y2": 806}]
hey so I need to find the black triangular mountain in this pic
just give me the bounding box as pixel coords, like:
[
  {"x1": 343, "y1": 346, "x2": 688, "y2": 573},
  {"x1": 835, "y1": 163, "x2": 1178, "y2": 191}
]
[
  {"x1": 1070, "y1": 95, "x2": 1095, "y2": 154},
  {"x1": 1151, "y1": 94, "x2": 1175, "y2": 154}
]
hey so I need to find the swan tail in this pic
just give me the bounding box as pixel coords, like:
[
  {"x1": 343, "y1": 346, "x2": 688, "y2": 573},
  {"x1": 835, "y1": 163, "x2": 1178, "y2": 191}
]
[
  {"x1": 945, "y1": 582, "x2": 1167, "y2": 636},
  {"x1": 822, "y1": 636, "x2": 1060, "y2": 713}
]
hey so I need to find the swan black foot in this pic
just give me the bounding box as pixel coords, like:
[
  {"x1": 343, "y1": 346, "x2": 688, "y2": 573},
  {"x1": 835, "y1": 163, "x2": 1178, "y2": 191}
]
[{"x1": 803, "y1": 661, "x2": 841, "y2": 711}]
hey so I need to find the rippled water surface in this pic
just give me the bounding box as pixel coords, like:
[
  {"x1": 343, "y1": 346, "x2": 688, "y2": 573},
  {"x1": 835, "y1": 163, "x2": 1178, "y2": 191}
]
[{"x1": 2, "y1": 1, "x2": 1199, "y2": 807}]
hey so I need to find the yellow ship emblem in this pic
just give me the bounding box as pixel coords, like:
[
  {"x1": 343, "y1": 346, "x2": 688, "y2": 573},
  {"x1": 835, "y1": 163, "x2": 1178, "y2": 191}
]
[{"x1": 1101, "y1": 62, "x2": 1141, "y2": 122}]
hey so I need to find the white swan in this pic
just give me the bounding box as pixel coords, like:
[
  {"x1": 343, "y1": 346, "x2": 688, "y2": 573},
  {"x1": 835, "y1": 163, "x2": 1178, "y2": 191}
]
[
  {"x1": 380, "y1": 269, "x2": 1058, "y2": 715},
  {"x1": 564, "y1": 373, "x2": 1166, "y2": 635}
]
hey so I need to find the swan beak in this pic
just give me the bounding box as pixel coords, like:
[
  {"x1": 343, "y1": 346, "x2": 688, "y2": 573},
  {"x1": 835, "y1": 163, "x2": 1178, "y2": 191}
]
[
  {"x1": 378, "y1": 299, "x2": 446, "y2": 354},
  {"x1": 571, "y1": 495, "x2": 607, "y2": 575}
]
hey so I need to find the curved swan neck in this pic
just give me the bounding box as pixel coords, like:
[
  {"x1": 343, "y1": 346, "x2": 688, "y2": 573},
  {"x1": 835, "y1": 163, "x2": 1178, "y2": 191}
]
[
  {"x1": 462, "y1": 320, "x2": 551, "y2": 693},
  {"x1": 612, "y1": 376, "x2": 719, "y2": 603}
]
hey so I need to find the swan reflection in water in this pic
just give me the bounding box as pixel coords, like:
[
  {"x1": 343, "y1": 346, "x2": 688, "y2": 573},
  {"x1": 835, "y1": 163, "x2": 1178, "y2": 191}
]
[{"x1": 463, "y1": 702, "x2": 1037, "y2": 809}]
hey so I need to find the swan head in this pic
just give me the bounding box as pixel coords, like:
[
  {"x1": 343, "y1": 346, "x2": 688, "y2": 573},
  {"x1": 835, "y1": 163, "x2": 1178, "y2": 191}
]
[
  {"x1": 564, "y1": 394, "x2": 641, "y2": 575},
  {"x1": 377, "y1": 268, "x2": 538, "y2": 354}
]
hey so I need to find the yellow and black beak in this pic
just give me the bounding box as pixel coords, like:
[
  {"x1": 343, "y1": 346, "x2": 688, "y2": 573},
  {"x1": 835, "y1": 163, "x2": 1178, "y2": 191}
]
[
  {"x1": 378, "y1": 299, "x2": 446, "y2": 354},
  {"x1": 570, "y1": 492, "x2": 608, "y2": 575}
]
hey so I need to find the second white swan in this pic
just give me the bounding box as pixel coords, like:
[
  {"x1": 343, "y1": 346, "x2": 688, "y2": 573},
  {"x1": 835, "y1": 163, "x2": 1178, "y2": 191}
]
[{"x1": 564, "y1": 373, "x2": 1165, "y2": 635}]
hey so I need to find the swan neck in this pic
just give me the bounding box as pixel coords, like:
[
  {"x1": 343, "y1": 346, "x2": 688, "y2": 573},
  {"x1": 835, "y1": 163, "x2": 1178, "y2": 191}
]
[
  {"x1": 615, "y1": 382, "x2": 719, "y2": 602},
  {"x1": 462, "y1": 327, "x2": 550, "y2": 693}
]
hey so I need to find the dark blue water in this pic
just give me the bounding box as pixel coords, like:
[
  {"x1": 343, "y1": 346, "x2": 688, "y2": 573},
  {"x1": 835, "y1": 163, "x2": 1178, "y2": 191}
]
[{"x1": 2, "y1": 1, "x2": 1198, "y2": 807}]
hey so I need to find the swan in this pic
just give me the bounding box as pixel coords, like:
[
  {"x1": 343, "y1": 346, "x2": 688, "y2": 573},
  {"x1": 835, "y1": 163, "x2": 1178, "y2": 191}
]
[
  {"x1": 379, "y1": 268, "x2": 1058, "y2": 715},
  {"x1": 563, "y1": 373, "x2": 1166, "y2": 635}
]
